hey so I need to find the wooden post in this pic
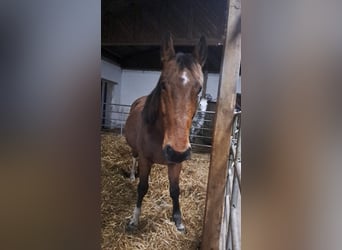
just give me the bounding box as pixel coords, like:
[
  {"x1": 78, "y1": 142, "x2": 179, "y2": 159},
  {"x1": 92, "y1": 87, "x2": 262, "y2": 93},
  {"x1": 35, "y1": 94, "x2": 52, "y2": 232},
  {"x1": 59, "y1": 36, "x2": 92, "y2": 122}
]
[{"x1": 201, "y1": 0, "x2": 241, "y2": 248}]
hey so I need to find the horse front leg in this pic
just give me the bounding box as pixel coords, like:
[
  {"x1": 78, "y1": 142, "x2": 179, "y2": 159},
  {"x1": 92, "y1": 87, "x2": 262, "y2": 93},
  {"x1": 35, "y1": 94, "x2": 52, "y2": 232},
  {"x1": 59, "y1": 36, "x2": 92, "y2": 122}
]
[
  {"x1": 127, "y1": 157, "x2": 152, "y2": 230},
  {"x1": 168, "y1": 163, "x2": 185, "y2": 232}
]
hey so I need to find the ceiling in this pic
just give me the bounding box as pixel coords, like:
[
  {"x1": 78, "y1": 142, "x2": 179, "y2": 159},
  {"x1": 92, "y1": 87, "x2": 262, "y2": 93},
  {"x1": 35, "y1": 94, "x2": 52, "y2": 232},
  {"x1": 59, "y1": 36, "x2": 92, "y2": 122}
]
[{"x1": 101, "y1": 0, "x2": 228, "y2": 73}]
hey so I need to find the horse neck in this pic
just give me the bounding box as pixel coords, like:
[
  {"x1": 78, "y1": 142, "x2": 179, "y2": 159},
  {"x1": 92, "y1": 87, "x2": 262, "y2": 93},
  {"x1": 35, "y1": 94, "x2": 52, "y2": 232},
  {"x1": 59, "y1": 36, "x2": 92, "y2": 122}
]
[{"x1": 145, "y1": 105, "x2": 165, "y2": 134}]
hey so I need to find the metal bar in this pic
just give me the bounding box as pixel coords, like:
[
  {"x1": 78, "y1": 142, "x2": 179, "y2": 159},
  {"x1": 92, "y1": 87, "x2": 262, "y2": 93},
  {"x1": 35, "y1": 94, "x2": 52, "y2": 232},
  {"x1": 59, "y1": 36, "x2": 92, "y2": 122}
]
[
  {"x1": 191, "y1": 127, "x2": 215, "y2": 132},
  {"x1": 190, "y1": 143, "x2": 212, "y2": 148},
  {"x1": 230, "y1": 172, "x2": 241, "y2": 250},
  {"x1": 233, "y1": 129, "x2": 241, "y2": 191},
  {"x1": 190, "y1": 135, "x2": 213, "y2": 140},
  {"x1": 101, "y1": 38, "x2": 225, "y2": 46}
]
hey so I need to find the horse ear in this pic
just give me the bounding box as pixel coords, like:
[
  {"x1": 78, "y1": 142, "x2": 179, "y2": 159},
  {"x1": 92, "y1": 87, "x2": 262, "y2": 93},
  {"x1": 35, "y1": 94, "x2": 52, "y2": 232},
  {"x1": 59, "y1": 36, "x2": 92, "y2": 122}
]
[
  {"x1": 193, "y1": 36, "x2": 207, "y2": 67},
  {"x1": 161, "y1": 32, "x2": 175, "y2": 63}
]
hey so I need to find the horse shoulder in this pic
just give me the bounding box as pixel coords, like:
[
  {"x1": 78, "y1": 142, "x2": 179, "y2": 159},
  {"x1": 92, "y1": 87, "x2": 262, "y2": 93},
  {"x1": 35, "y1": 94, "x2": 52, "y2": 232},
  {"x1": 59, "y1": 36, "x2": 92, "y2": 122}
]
[{"x1": 125, "y1": 96, "x2": 147, "y2": 153}]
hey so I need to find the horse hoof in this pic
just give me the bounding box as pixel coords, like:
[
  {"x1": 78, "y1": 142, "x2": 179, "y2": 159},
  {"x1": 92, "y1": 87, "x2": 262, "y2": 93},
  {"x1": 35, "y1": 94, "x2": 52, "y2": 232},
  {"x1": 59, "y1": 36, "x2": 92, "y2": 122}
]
[
  {"x1": 176, "y1": 223, "x2": 185, "y2": 233},
  {"x1": 126, "y1": 221, "x2": 138, "y2": 231},
  {"x1": 130, "y1": 175, "x2": 135, "y2": 182}
]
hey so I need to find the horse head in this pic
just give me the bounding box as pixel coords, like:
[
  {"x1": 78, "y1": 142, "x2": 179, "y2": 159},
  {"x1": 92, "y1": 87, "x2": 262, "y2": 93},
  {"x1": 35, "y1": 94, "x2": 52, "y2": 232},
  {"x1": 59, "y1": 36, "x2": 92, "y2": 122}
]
[{"x1": 143, "y1": 32, "x2": 207, "y2": 163}]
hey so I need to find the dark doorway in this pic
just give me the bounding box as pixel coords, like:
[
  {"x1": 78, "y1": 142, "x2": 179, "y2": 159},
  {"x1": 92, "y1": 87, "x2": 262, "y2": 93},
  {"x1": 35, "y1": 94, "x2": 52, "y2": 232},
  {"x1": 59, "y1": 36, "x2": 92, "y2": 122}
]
[{"x1": 101, "y1": 78, "x2": 117, "y2": 128}]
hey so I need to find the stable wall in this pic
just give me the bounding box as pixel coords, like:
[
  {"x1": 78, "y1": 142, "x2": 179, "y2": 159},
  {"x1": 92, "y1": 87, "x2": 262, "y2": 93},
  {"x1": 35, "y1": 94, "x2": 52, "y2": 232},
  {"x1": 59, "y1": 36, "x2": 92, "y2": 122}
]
[
  {"x1": 101, "y1": 59, "x2": 123, "y2": 128},
  {"x1": 101, "y1": 59, "x2": 122, "y2": 104},
  {"x1": 120, "y1": 70, "x2": 160, "y2": 105}
]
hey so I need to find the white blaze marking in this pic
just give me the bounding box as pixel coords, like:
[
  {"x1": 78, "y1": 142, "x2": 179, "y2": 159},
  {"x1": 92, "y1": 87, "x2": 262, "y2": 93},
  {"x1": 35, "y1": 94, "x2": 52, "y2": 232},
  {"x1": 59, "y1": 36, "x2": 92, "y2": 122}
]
[{"x1": 181, "y1": 71, "x2": 189, "y2": 85}]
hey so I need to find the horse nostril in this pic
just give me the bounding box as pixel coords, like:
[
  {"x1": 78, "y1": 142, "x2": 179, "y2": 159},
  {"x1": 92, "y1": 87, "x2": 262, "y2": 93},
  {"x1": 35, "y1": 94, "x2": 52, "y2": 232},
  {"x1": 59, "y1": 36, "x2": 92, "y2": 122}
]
[
  {"x1": 166, "y1": 145, "x2": 173, "y2": 154},
  {"x1": 164, "y1": 145, "x2": 192, "y2": 163},
  {"x1": 184, "y1": 147, "x2": 191, "y2": 159}
]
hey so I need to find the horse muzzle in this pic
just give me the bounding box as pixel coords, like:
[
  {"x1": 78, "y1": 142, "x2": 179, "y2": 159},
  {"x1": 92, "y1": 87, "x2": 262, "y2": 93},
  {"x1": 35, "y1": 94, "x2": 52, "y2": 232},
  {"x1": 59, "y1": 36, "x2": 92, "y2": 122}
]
[{"x1": 163, "y1": 145, "x2": 191, "y2": 164}]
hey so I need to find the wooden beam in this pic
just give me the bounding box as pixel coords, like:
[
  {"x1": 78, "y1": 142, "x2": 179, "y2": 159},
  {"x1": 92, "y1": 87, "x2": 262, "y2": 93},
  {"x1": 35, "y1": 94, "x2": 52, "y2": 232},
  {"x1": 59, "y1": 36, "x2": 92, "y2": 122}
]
[
  {"x1": 102, "y1": 0, "x2": 227, "y2": 46},
  {"x1": 201, "y1": 0, "x2": 241, "y2": 248},
  {"x1": 187, "y1": 0, "x2": 194, "y2": 40},
  {"x1": 101, "y1": 38, "x2": 224, "y2": 47}
]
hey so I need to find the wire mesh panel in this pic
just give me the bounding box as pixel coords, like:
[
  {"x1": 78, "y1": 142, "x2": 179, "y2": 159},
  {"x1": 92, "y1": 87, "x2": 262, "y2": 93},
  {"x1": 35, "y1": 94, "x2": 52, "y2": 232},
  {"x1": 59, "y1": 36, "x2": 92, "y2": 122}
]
[
  {"x1": 190, "y1": 109, "x2": 216, "y2": 152},
  {"x1": 220, "y1": 111, "x2": 241, "y2": 250}
]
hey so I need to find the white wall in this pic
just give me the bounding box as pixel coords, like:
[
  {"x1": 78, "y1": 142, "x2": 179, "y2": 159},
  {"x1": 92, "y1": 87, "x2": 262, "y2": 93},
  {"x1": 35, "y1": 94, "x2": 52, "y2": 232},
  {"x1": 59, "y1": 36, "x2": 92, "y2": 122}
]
[
  {"x1": 101, "y1": 59, "x2": 122, "y2": 104},
  {"x1": 101, "y1": 59, "x2": 122, "y2": 82},
  {"x1": 120, "y1": 70, "x2": 161, "y2": 105},
  {"x1": 101, "y1": 59, "x2": 123, "y2": 128},
  {"x1": 236, "y1": 76, "x2": 241, "y2": 93},
  {"x1": 206, "y1": 74, "x2": 220, "y2": 101},
  {"x1": 206, "y1": 74, "x2": 241, "y2": 101}
]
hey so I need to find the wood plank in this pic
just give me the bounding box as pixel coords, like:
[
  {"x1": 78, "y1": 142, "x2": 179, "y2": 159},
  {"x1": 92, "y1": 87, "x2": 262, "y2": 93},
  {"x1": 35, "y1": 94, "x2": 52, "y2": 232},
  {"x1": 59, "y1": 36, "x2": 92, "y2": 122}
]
[
  {"x1": 201, "y1": 0, "x2": 241, "y2": 248},
  {"x1": 102, "y1": 0, "x2": 227, "y2": 46},
  {"x1": 101, "y1": 38, "x2": 224, "y2": 46}
]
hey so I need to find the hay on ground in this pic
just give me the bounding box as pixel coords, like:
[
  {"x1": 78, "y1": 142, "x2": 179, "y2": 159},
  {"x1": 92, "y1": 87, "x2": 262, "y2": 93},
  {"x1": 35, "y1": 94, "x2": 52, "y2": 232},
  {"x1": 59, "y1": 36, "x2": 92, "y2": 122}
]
[{"x1": 101, "y1": 132, "x2": 210, "y2": 250}]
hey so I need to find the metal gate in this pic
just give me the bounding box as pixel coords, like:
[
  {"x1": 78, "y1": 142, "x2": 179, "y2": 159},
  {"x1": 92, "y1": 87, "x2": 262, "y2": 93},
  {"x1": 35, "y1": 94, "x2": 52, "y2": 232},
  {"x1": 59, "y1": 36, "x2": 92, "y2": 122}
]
[
  {"x1": 220, "y1": 111, "x2": 241, "y2": 250},
  {"x1": 100, "y1": 103, "x2": 216, "y2": 149}
]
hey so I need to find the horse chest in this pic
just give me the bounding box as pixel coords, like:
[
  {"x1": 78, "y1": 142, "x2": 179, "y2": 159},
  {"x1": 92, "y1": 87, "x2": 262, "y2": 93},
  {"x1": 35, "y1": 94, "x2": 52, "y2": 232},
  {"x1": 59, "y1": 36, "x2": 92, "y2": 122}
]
[{"x1": 138, "y1": 132, "x2": 166, "y2": 164}]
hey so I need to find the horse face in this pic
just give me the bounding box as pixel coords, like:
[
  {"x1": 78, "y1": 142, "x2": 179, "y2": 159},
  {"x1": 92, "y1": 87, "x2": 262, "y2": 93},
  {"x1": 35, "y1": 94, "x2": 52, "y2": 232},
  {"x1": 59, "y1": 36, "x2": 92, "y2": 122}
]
[{"x1": 160, "y1": 33, "x2": 207, "y2": 163}]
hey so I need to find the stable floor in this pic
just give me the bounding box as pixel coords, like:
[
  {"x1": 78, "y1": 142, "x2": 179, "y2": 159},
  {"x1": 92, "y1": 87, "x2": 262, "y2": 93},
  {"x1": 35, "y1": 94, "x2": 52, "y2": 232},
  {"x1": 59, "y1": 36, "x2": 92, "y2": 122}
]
[{"x1": 101, "y1": 133, "x2": 210, "y2": 249}]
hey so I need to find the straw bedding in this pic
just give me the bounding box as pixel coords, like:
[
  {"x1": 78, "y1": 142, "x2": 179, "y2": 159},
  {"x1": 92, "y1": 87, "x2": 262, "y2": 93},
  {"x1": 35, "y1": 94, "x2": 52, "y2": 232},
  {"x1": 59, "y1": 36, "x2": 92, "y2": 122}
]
[{"x1": 101, "y1": 132, "x2": 210, "y2": 250}]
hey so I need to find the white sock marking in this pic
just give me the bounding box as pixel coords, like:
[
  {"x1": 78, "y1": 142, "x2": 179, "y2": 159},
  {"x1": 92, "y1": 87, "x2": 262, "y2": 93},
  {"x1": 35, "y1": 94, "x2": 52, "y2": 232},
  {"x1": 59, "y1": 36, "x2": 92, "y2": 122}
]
[
  {"x1": 129, "y1": 206, "x2": 141, "y2": 226},
  {"x1": 130, "y1": 157, "x2": 137, "y2": 181},
  {"x1": 177, "y1": 223, "x2": 185, "y2": 231}
]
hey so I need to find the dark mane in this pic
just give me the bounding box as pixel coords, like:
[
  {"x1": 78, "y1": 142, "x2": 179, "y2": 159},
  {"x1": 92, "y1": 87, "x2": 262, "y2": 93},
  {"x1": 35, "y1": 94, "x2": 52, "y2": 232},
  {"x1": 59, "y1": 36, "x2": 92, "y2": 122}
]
[{"x1": 142, "y1": 79, "x2": 162, "y2": 124}]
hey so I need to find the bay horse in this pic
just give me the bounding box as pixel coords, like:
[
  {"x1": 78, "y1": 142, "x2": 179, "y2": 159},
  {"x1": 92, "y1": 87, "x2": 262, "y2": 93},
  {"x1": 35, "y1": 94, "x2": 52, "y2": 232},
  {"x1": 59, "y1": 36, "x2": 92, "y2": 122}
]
[{"x1": 124, "y1": 32, "x2": 207, "y2": 232}]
